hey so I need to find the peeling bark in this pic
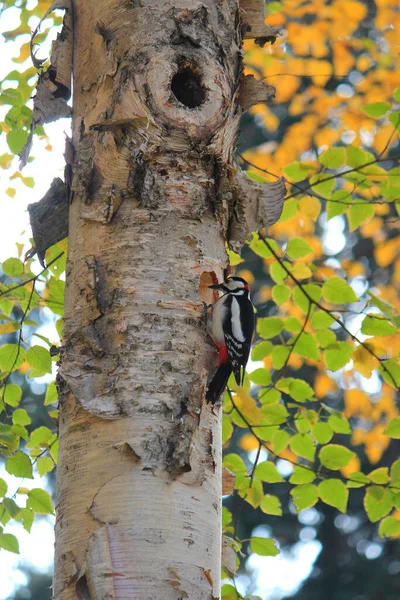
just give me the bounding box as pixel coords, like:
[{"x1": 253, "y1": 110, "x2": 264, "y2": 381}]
[
  {"x1": 240, "y1": 0, "x2": 281, "y2": 45},
  {"x1": 53, "y1": 1, "x2": 284, "y2": 599},
  {"x1": 27, "y1": 177, "x2": 68, "y2": 266},
  {"x1": 20, "y1": 0, "x2": 73, "y2": 168}
]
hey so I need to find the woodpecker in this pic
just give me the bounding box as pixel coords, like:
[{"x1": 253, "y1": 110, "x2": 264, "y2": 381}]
[{"x1": 206, "y1": 276, "x2": 255, "y2": 404}]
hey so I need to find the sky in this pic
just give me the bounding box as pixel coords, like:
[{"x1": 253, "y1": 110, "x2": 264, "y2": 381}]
[{"x1": 0, "y1": 3, "x2": 357, "y2": 599}]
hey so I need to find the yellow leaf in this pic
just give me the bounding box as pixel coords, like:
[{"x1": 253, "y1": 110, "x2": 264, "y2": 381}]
[
  {"x1": 341, "y1": 455, "x2": 361, "y2": 478},
  {"x1": 239, "y1": 433, "x2": 260, "y2": 452},
  {"x1": 290, "y1": 263, "x2": 312, "y2": 279},
  {"x1": 314, "y1": 373, "x2": 336, "y2": 398},
  {"x1": 353, "y1": 345, "x2": 379, "y2": 378},
  {"x1": 298, "y1": 196, "x2": 321, "y2": 221},
  {"x1": 0, "y1": 324, "x2": 19, "y2": 334}
]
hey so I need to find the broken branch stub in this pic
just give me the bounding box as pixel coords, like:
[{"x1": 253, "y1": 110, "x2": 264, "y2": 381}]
[
  {"x1": 227, "y1": 168, "x2": 286, "y2": 252},
  {"x1": 27, "y1": 177, "x2": 68, "y2": 267},
  {"x1": 240, "y1": 0, "x2": 281, "y2": 46},
  {"x1": 238, "y1": 74, "x2": 276, "y2": 111},
  {"x1": 20, "y1": 0, "x2": 73, "y2": 169}
]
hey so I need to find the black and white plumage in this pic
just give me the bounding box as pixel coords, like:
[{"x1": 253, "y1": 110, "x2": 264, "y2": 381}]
[{"x1": 206, "y1": 276, "x2": 255, "y2": 404}]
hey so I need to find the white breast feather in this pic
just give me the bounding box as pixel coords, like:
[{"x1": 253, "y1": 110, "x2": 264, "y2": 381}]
[
  {"x1": 211, "y1": 296, "x2": 227, "y2": 344},
  {"x1": 231, "y1": 297, "x2": 245, "y2": 342}
]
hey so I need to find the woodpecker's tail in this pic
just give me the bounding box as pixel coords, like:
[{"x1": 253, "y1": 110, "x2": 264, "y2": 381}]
[{"x1": 206, "y1": 363, "x2": 232, "y2": 404}]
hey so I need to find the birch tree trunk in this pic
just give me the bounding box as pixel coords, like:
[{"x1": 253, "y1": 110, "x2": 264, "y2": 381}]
[{"x1": 52, "y1": 1, "x2": 284, "y2": 598}]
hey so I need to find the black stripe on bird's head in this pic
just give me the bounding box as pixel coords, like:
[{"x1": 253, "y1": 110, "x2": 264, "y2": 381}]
[{"x1": 209, "y1": 276, "x2": 250, "y2": 295}]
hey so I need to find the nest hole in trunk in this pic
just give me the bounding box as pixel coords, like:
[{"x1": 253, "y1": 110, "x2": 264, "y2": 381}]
[{"x1": 171, "y1": 62, "x2": 205, "y2": 109}]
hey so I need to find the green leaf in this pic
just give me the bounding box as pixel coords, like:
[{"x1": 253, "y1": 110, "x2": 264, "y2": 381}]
[
  {"x1": 368, "y1": 467, "x2": 390, "y2": 485},
  {"x1": 241, "y1": 480, "x2": 263, "y2": 508},
  {"x1": 361, "y1": 315, "x2": 397, "y2": 337},
  {"x1": 260, "y1": 494, "x2": 282, "y2": 516},
  {"x1": 0, "y1": 423, "x2": 17, "y2": 449},
  {"x1": 319, "y1": 444, "x2": 356, "y2": 470},
  {"x1": 295, "y1": 418, "x2": 310, "y2": 433},
  {"x1": 394, "y1": 87, "x2": 400, "y2": 102},
  {"x1": 0, "y1": 344, "x2": 26, "y2": 373},
  {"x1": 328, "y1": 412, "x2": 351, "y2": 434},
  {"x1": 319, "y1": 148, "x2": 346, "y2": 168},
  {"x1": 12, "y1": 408, "x2": 31, "y2": 426},
  {"x1": 250, "y1": 368, "x2": 271, "y2": 386},
  {"x1": 223, "y1": 453, "x2": 247, "y2": 474},
  {"x1": 282, "y1": 161, "x2": 315, "y2": 181},
  {"x1": 221, "y1": 584, "x2": 238, "y2": 599},
  {"x1": 279, "y1": 197, "x2": 298, "y2": 222},
  {"x1": 260, "y1": 403, "x2": 288, "y2": 425},
  {"x1": 222, "y1": 415, "x2": 233, "y2": 444},
  {"x1": 44, "y1": 277, "x2": 65, "y2": 316},
  {"x1": 364, "y1": 486, "x2": 393, "y2": 523},
  {"x1": 327, "y1": 193, "x2": 349, "y2": 220},
  {"x1": 276, "y1": 378, "x2": 314, "y2": 402},
  {"x1": 362, "y1": 102, "x2": 390, "y2": 118},
  {"x1": 0, "y1": 533, "x2": 19, "y2": 554},
  {"x1": 257, "y1": 317, "x2": 284, "y2": 339},
  {"x1": 26, "y1": 345, "x2": 52, "y2": 377},
  {"x1": 311, "y1": 311, "x2": 335, "y2": 329},
  {"x1": 293, "y1": 284, "x2": 321, "y2": 313},
  {"x1": 11, "y1": 424, "x2": 28, "y2": 441},
  {"x1": 385, "y1": 417, "x2": 400, "y2": 439},
  {"x1": 5, "y1": 451, "x2": 33, "y2": 479},
  {"x1": 227, "y1": 248, "x2": 244, "y2": 266},
  {"x1": 0, "y1": 479, "x2": 7, "y2": 498},
  {"x1": 309, "y1": 175, "x2": 335, "y2": 199},
  {"x1": 316, "y1": 329, "x2": 336, "y2": 348},
  {"x1": 347, "y1": 203, "x2": 375, "y2": 231},
  {"x1": 7, "y1": 129, "x2": 29, "y2": 154},
  {"x1": 259, "y1": 388, "x2": 280, "y2": 404},
  {"x1": 391, "y1": 458, "x2": 400, "y2": 485},
  {"x1": 26, "y1": 488, "x2": 54, "y2": 515},
  {"x1": 17, "y1": 508, "x2": 34, "y2": 533},
  {"x1": 249, "y1": 235, "x2": 279, "y2": 259},
  {"x1": 44, "y1": 381, "x2": 58, "y2": 406},
  {"x1": 3, "y1": 497, "x2": 21, "y2": 518},
  {"x1": 37, "y1": 456, "x2": 55, "y2": 477},
  {"x1": 318, "y1": 479, "x2": 348, "y2": 513},
  {"x1": 290, "y1": 483, "x2": 318, "y2": 512},
  {"x1": 324, "y1": 342, "x2": 353, "y2": 371},
  {"x1": 292, "y1": 332, "x2": 319, "y2": 361},
  {"x1": 270, "y1": 260, "x2": 289, "y2": 284},
  {"x1": 3, "y1": 384, "x2": 22, "y2": 407},
  {"x1": 250, "y1": 537, "x2": 280, "y2": 556},
  {"x1": 290, "y1": 433, "x2": 315, "y2": 461},
  {"x1": 271, "y1": 430, "x2": 290, "y2": 454},
  {"x1": 347, "y1": 472, "x2": 370, "y2": 488},
  {"x1": 222, "y1": 506, "x2": 232, "y2": 528},
  {"x1": 271, "y1": 345, "x2": 290, "y2": 369},
  {"x1": 289, "y1": 465, "x2": 316, "y2": 484},
  {"x1": 272, "y1": 284, "x2": 291, "y2": 306},
  {"x1": 379, "y1": 360, "x2": 400, "y2": 388},
  {"x1": 285, "y1": 317, "x2": 303, "y2": 333},
  {"x1": 254, "y1": 461, "x2": 284, "y2": 483},
  {"x1": 251, "y1": 341, "x2": 273, "y2": 361},
  {"x1": 1, "y1": 257, "x2": 24, "y2": 277},
  {"x1": 322, "y1": 277, "x2": 358, "y2": 304},
  {"x1": 311, "y1": 422, "x2": 333, "y2": 444},
  {"x1": 28, "y1": 426, "x2": 54, "y2": 448},
  {"x1": 379, "y1": 516, "x2": 400, "y2": 538},
  {"x1": 286, "y1": 238, "x2": 314, "y2": 259},
  {"x1": 388, "y1": 111, "x2": 400, "y2": 132}
]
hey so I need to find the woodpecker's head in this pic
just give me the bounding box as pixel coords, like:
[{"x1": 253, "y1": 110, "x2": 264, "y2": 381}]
[{"x1": 209, "y1": 276, "x2": 250, "y2": 296}]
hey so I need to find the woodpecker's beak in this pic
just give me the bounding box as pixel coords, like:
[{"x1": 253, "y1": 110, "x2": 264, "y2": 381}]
[{"x1": 209, "y1": 283, "x2": 226, "y2": 291}]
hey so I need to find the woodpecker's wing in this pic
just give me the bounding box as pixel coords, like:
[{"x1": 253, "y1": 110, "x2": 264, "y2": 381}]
[{"x1": 223, "y1": 295, "x2": 255, "y2": 386}]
